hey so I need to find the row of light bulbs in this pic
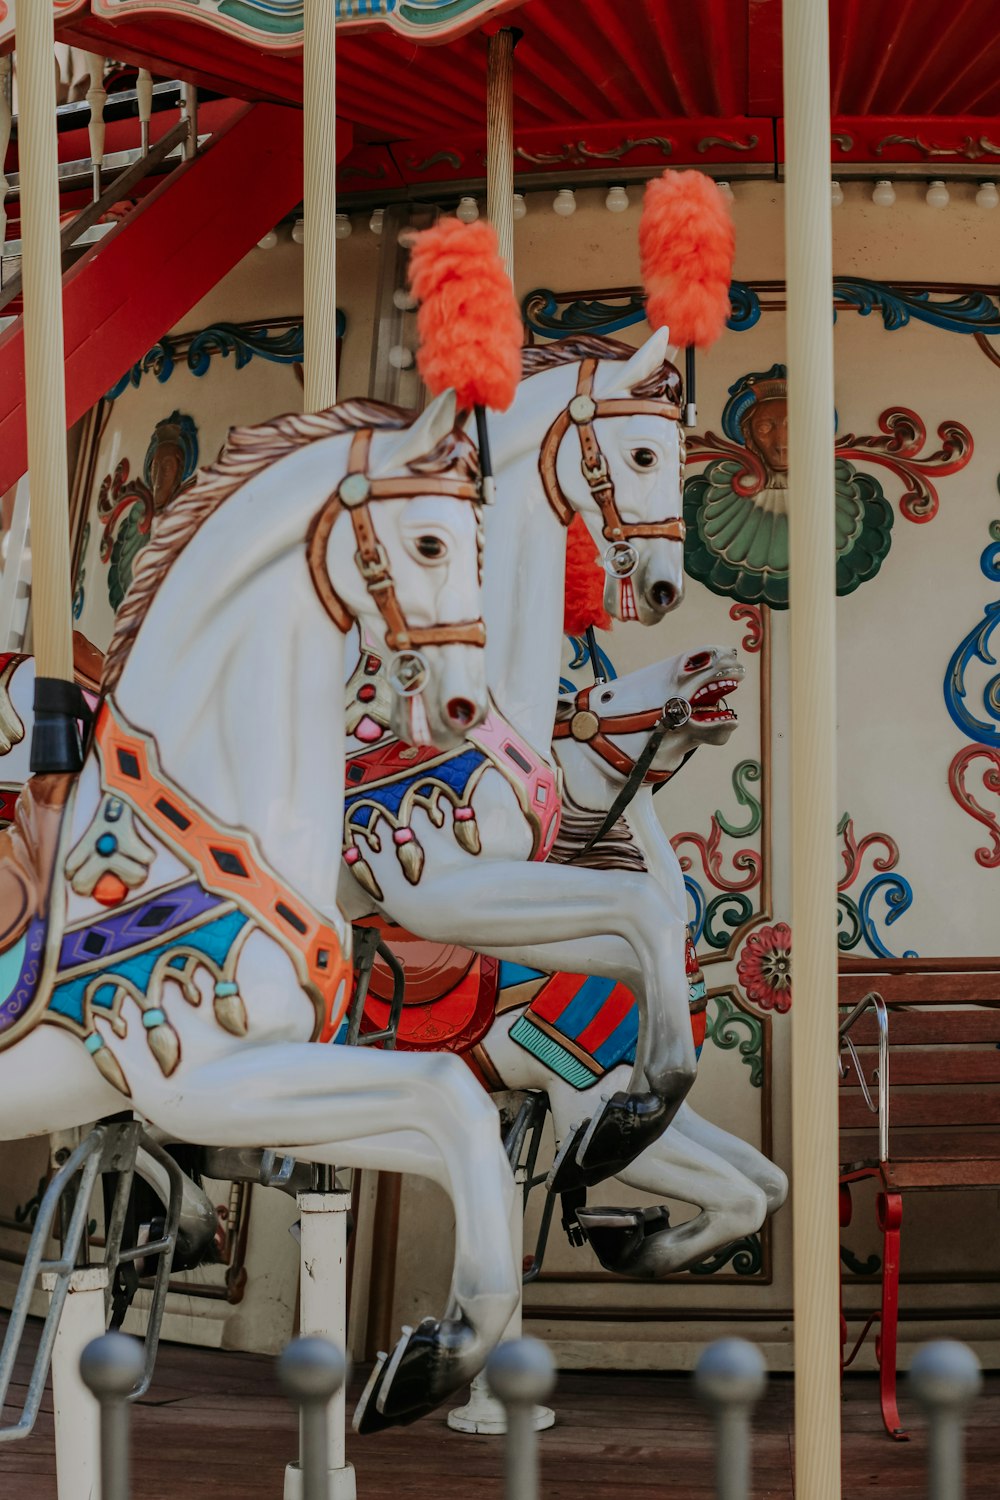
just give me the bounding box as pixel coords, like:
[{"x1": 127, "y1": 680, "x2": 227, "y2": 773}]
[
  {"x1": 256, "y1": 173, "x2": 1000, "y2": 245},
  {"x1": 860, "y1": 178, "x2": 999, "y2": 209}
]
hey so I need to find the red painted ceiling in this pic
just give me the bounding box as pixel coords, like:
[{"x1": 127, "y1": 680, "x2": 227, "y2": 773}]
[{"x1": 332, "y1": 0, "x2": 1000, "y2": 144}]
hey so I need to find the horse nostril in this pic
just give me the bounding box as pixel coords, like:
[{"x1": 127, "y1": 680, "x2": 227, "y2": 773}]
[
  {"x1": 446, "y1": 697, "x2": 476, "y2": 728},
  {"x1": 649, "y1": 581, "x2": 676, "y2": 610}
]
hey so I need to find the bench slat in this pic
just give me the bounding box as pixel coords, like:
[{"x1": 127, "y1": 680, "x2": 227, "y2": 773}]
[
  {"x1": 840, "y1": 1091, "x2": 1000, "y2": 1128},
  {"x1": 839, "y1": 973, "x2": 1000, "y2": 1006},
  {"x1": 840, "y1": 1127, "x2": 1000, "y2": 1162},
  {"x1": 843, "y1": 1011, "x2": 1000, "y2": 1046},
  {"x1": 840, "y1": 1051, "x2": 1000, "y2": 1086},
  {"x1": 887, "y1": 1158, "x2": 1000, "y2": 1189}
]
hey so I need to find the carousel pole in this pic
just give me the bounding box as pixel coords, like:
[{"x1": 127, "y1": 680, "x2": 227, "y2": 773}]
[
  {"x1": 302, "y1": 0, "x2": 338, "y2": 413},
  {"x1": 285, "y1": 8, "x2": 351, "y2": 1498},
  {"x1": 449, "y1": 28, "x2": 555, "y2": 1439},
  {"x1": 19, "y1": 0, "x2": 81, "y2": 770},
  {"x1": 782, "y1": 2, "x2": 842, "y2": 1497}
]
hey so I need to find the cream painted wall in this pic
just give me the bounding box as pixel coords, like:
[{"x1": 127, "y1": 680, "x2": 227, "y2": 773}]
[{"x1": 5, "y1": 179, "x2": 1000, "y2": 1371}]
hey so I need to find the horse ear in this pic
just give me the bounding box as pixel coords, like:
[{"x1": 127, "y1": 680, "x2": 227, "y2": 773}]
[
  {"x1": 600, "y1": 327, "x2": 672, "y2": 396},
  {"x1": 370, "y1": 389, "x2": 458, "y2": 476}
]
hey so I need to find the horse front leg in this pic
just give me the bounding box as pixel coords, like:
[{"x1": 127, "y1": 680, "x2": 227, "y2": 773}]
[
  {"x1": 382, "y1": 861, "x2": 697, "y2": 1190},
  {"x1": 116, "y1": 1043, "x2": 519, "y2": 1433}
]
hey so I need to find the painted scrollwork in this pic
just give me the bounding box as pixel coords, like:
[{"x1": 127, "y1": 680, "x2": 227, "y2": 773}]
[
  {"x1": 943, "y1": 518, "x2": 1000, "y2": 747},
  {"x1": 948, "y1": 745, "x2": 1000, "y2": 868}
]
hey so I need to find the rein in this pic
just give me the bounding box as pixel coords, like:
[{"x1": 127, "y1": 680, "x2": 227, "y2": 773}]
[
  {"x1": 538, "y1": 357, "x2": 687, "y2": 545},
  {"x1": 553, "y1": 687, "x2": 694, "y2": 859},
  {"x1": 306, "y1": 428, "x2": 486, "y2": 653}
]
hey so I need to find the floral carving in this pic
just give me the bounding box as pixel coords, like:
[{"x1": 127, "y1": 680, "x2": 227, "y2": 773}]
[
  {"x1": 836, "y1": 408, "x2": 973, "y2": 523},
  {"x1": 729, "y1": 603, "x2": 763, "y2": 653},
  {"x1": 948, "y1": 745, "x2": 1000, "y2": 868},
  {"x1": 736, "y1": 923, "x2": 792, "y2": 1013}
]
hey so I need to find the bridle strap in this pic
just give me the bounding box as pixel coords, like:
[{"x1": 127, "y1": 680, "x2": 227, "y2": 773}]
[
  {"x1": 553, "y1": 685, "x2": 676, "y2": 785},
  {"x1": 538, "y1": 358, "x2": 687, "y2": 543},
  {"x1": 306, "y1": 428, "x2": 486, "y2": 652}
]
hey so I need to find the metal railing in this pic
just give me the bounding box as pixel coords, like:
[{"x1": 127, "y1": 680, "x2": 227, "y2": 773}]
[
  {"x1": 839, "y1": 987, "x2": 890, "y2": 1162},
  {"x1": 1, "y1": 60, "x2": 200, "y2": 307},
  {"x1": 78, "y1": 1329, "x2": 983, "y2": 1500}
]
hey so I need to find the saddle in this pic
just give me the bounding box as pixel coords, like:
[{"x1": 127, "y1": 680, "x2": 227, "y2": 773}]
[{"x1": 0, "y1": 776, "x2": 71, "y2": 952}]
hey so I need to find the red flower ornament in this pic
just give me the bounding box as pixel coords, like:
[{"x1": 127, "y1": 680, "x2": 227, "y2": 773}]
[{"x1": 736, "y1": 922, "x2": 792, "y2": 1012}]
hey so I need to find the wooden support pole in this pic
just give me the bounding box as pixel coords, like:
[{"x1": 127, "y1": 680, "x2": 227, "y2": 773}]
[
  {"x1": 303, "y1": 0, "x2": 337, "y2": 413},
  {"x1": 783, "y1": 1, "x2": 842, "y2": 1496},
  {"x1": 18, "y1": 0, "x2": 73, "y2": 685},
  {"x1": 486, "y1": 28, "x2": 515, "y2": 282}
]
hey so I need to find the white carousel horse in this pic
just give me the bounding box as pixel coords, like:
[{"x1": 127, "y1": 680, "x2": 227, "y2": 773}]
[
  {"x1": 482, "y1": 646, "x2": 789, "y2": 1275},
  {"x1": 338, "y1": 329, "x2": 697, "y2": 1190},
  {"x1": 0, "y1": 391, "x2": 520, "y2": 1432}
]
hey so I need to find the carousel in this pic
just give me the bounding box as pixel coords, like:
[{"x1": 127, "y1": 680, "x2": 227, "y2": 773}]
[{"x1": 0, "y1": 2, "x2": 999, "y2": 1497}]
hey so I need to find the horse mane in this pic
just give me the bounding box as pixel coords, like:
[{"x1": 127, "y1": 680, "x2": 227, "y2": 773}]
[
  {"x1": 521, "y1": 335, "x2": 682, "y2": 404},
  {"x1": 102, "y1": 399, "x2": 479, "y2": 696},
  {"x1": 548, "y1": 784, "x2": 648, "y2": 874}
]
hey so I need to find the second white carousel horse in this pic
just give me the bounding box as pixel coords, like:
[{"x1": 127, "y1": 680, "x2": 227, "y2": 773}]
[
  {"x1": 0, "y1": 391, "x2": 520, "y2": 1432},
  {"x1": 480, "y1": 647, "x2": 789, "y2": 1275},
  {"x1": 339, "y1": 329, "x2": 699, "y2": 1190}
]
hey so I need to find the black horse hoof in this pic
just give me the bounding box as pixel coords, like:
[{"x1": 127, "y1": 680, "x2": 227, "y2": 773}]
[
  {"x1": 576, "y1": 1205, "x2": 671, "y2": 1276},
  {"x1": 353, "y1": 1313, "x2": 475, "y2": 1434},
  {"x1": 546, "y1": 1091, "x2": 670, "y2": 1193}
]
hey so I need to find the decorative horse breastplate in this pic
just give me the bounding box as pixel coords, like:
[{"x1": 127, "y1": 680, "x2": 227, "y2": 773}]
[
  {"x1": 343, "y1": 653, "x2": 561, "y2": 899},
  {"x1": 0, "y1": 699, "x2": 352, "y2": 1092}
]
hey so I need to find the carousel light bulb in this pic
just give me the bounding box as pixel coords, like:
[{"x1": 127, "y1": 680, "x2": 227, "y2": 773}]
[
  {"x1": 716, "y1": 180, "x2": 734, "y2": 203},
  {"x1": 256, "y1": 228, "x2": 278, "y2": 250},
  {"x1": 872, "y1": 179, "x2": 895, "y2": 207},
  {"x1": 291, "y1": 218, "x2": 305, "y2": 244},
  {"x1": 605, "y1": 184, "x2": 629, "y2": 213},
  {"x1": 456, "y1": 196, "x2": 480, "y2": 223},
  {"x1": 387, "y1": 345, "x2": 414, "y2": 370},
  {"x1": 512, "y1": 193, "x2": 527, "y2": 220},
  {"x1": 830, "y1": 179, "x2": 844, "y2": 208},
  {"x1": 397, "y1": 224, "x2": 419, "y2": 248},
  {"x1": 392, "y1": 287, "x2": 417, "y2": 311},
  {"x1": 369, "y1": 208, "x2": 385, "y2": 235},
  {"x1": 977, "y1": 180, "x2": 999, "y2": 210},
  {"x1": 925, "y1": 179, "x2": 950, "y2": 209},
  {"x1": 553, "y1": 188, "x2": 576, "y2": 217},
  {"x1": 335, "y1": 213, "x2": 352, "y2": 239}
]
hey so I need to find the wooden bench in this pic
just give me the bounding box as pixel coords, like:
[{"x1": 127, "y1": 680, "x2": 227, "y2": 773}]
[{"x1": 838, "y1": 957, "x2": 1000, "y2": 1439}]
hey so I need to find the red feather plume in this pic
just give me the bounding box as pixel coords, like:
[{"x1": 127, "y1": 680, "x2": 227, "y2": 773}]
[
  {"x1": 563, "y1": 514, "x2": 611, "y2": 636},
  {"x1": 408, "y1": 218, "x2": 522, "y2": 412},
  {"x1": 639, "y1": 170, "x2": 735, "y2": 349}
]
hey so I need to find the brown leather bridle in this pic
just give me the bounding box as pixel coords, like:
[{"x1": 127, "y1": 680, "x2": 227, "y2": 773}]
[
  {"x1": 552, "y1": 683, "x2": 690, "y2": 785},
  {"x1": 538, "y1": 358, "x2": 687, "y2": 545},
  {"x1": 307, "y1": 428, "x2": 486, "y2": 653}
]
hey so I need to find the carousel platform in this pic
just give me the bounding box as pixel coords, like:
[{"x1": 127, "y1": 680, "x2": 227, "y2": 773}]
[{"x1": 2, "y1": 1316, "x2": 1000, "y2": 1498}]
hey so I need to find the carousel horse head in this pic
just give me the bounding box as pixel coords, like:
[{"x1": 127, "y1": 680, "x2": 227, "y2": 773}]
[
  {"x1": 554, "y1": 645, "x2": 743, "y2": 793},
  {"x1": 305, "y1": 390, "x2": 489, "y2": 749},
  {"x1": 535, "y1": 329, "x2": 687, "y2": 626}
]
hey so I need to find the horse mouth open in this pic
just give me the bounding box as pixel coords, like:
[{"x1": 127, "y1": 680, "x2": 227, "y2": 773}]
[{"x1": 689, "y1": 675, "x2": 741, "y2": 725}]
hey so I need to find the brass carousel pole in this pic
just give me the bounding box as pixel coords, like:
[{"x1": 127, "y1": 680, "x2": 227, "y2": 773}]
[
  {"x1": 486, "y1": 27, "x2": 515, "y2": 281},
  {"x1": 782, "y1": 0, "x2": 842, "y2": 1496},
  {"x1": 303, "y1": 0, "x2": 337, "y2": 412},
  {"x1": 19, "y1": 0, "x2": 79, "y2": 769}
]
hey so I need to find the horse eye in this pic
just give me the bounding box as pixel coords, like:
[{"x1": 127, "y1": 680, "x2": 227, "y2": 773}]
[
  {"x1": 631, "y1": 448, "x2": 657, "y2": 469},
  {"x1": 600, "y1": 690, "x2": 613, "y2": 703},
  {"x1": 415, "y1": 535, "x2": 445, "y2": 560}
]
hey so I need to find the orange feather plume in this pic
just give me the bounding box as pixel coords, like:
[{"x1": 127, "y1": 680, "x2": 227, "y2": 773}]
[
  {"x1": 408, "y1": 218, "x2": 523, "y2": 412},
  {"x1": 639, "y1": 170, "x2": 735, "y2": 349},
  {"x1": 563, "y1": 514, "x2": 611, "y2": 636}
]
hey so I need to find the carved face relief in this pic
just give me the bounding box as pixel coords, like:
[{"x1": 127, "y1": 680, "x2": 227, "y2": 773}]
[{"x1": 743, "y1": 397, "x2": 788, "y2": 475}]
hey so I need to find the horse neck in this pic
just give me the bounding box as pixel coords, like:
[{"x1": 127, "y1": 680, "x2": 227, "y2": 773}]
[
  {"x1": 483, "y1": 366, "x2": 577, "y2": 756},
  {"x1": 113, "y1": 440, "x2": 349, "y2": 918}
]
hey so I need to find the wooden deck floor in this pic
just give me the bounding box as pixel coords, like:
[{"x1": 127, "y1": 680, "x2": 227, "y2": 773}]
[{"x1": 3, "y1": 1320, "x2": 1000, "y2": 1498}]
